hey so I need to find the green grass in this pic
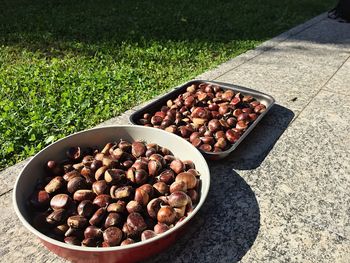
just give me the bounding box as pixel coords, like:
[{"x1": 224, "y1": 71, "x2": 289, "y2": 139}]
[{"x1": 0, "y1": 0, "x2": 334, "y2": 170}]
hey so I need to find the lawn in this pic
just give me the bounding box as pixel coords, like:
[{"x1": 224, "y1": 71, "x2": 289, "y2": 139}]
[{"x1": 0, "y1": 0, "x2": 334, "y2": 170}]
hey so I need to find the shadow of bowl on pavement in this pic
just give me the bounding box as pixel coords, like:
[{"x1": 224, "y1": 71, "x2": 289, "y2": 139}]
[
  {"x1": 226, "y1": 104, "x2": 295, "y2": 170},
  {"x1": 147, "y1": 170, "x2": 260, "y2": 263}
]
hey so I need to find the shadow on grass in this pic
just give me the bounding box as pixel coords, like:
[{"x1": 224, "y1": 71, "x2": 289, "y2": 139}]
[
  {"x1": 147, "y1": 170, "x2": 260, "y2": 263},
  {"x1": 1, "y1": 0, "x2": 334, "y2": 55}
]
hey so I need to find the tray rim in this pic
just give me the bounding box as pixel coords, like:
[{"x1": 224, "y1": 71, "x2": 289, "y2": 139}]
[{"x1": 129, "y1": 79, "x2": 275, "y2": 159}]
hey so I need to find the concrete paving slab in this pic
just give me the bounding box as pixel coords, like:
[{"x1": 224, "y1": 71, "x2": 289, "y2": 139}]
[
  {"x1": 323, "y1": 56, "x2": 350, "y2": 96},
  {"x1": 236, "y1": 90, "x2": 350, "y2": 239},
  {"x1": 0, "y1": 159, "x2": 30, "y2": 196},
  {"x1": 240, "y1": 215, "x2": 350, "y2": 263},
  {"x1": 0, "y1": 191, "x2": 63, "y2": 262}
]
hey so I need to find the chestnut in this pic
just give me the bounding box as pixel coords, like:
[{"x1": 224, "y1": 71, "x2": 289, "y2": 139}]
[
  {"x1": 126, "y1": 200, "x2": 143, "y2": 213},
  {"x1": 126, "y1": 212, "x2": 147, "y2": 234},
  {"x1": 208, "y1": 119, "x2": 221, "y2": 132},
  {"x1": 46, "y1": 209, "x2": 67, "y2": 225},
  {"x1": 120, "y1": 238, "x2": 135, "y2": 246},
  {"x1": 107, "y1": 200, "x2": 126, "y2": 213},
  {"x1": 153, "y1": 182, "x2": 169, "y2": 196},
  {"x1": 157, "y1": 170, "x2": 174, "y2": 185},
  {"x1": 45, "y1": 176, "x2": 65, "y2": 194},
  {"x1": 67, "y1": 176, "x2": 87, "y2": 194},
  {"x1": 103, "y1": 227, "x2": 123, "y2": 246},
  {"x1": 168, "y1": 191, "x2": 189, "y2": 208},
  {"x1": 154, "y1": 223, "x2": 170, "y2": 234},
  {"x1": 84, "y1": 225, "x2": 103, "y2": 240},
  {"x1": 67, "y1": 215, "x2": 88, "y2": 229},
  {"x1": 225, "y1": 129, "x2": 240, "y2": 143},
  {"x1": 175, "y1": 172, "x2": 197, "y2": 189},
  {"x1": 73, "y1": 190, "x2": 96, "y2": 202},
  {"x1": 92, "y1": 180, "x2": 108, "y2": 195},
  {"x1": 199, "y1": 144, "x2": 212, "y2": 152},
  {"x1": 104, "y1": 212, "x2": 122, "y2": 228},
  {"x1": 89, "y1": 207, "x2": 107, "y2": 226},
  {"x1": 131, "y1": 141, "x2": 146, "y2": 158},
  {"x1": 169, "y1": 159, "x2": 185, "y2": 174},
  {"x1": 50, "y1": 194, "x2": 72, "y2": 210},
  {"x1": 66, "y1": 146, "x2": 81, "y2": 160},
  {"x1": 63, "y1": 170, "x2": 81, "y2": 181},
  {"x1": 29, "y1": 190, "x2": 50, "y2": 209},
  {"x1": 157, "y1": 206, "x2": 176, "y2": 225},
  {"x1": 141, "y1": 230, "x2": 157, "y2": 241},
  {"x1": 93, "y1": 194, "x2": 112, "y2": 208},
  {"x1": 134, "y1": 188, "x2": 149, "y2": 206},
  {"x1": 77, "y1": 200, "x2": 96, "y2": 217},
  {"x1": 170, "y1": 181, "x2": 187, "y2": 193}
]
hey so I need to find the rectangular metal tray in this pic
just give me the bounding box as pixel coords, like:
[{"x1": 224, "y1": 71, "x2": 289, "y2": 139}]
[{"x1": 129, "y1": 80, "x2": 275, "y2": 160}]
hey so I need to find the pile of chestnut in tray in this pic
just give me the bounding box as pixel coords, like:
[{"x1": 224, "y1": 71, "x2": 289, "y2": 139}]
[
  {"x1": 28, "y1": 140, "x2": 201, "y2": 247},
  {"x1": 137, "y1": 83, "x2": 267, "y2": 152}
]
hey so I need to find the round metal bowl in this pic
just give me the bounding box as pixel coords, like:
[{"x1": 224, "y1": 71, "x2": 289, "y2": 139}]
[{"x1": 13, "y1": 125, "x2": 210, "y2": 263}]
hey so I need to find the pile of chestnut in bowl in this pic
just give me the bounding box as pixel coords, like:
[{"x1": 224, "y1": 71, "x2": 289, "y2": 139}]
[
  {"x1": 136, "y1": 83, "x2": 267, "y2": 153},
  {"x1": 28, "y1": 140, "x2": 201, "y2": 247}
]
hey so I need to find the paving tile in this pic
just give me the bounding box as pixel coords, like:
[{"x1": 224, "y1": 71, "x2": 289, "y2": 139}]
[
  {"x1": 0, "y1": 159, "x2": 30, "y2": 196},
  {"x1": 240, "y1": 214, "x2": 350, "y2": 263},
  {"x1": 216, "y1": 19, "x2": 350, "y2": 116},
  {"x1": 0, "y1": 191, "x2": 64, "y2": 263},
  {"x1": 235, "y1": 90, "x2": 350, "y2": 239},
  {"x1": 323, "y1": 57, "x2": 350, "y2": 96}
]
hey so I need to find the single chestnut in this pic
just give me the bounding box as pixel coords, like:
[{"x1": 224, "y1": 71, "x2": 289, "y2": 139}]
[
  {"x1": 104, "y1": 212, "x2": 122, "y2": 228},
  {"x1": 107, "y1": 200, "x2": 126, "y2": 213},
  {"x1": 84, "y1": 225, "x2": 103, "y2": 240},
  {"x1": 29, "y1": 190, "x2": 50, "y2": 209},
  {"x1": 67, "y1": 176, "x2": 87, "y2": 194},
  {"x1": 103, "y1": 227, "x2": 123, "y2": 246},
  {"x1": 134, "y1": 169, "x2": 148, "y2": 185},
  {"x1": 110, "y1": 185, "x2": 133, "y2": 200},
  {"x1": 175, "y1": 172, "x2": 197, "y2": 189},
  {"x1": 66, "y1": 146, "x2": 81, "y2": 160},
  {"x1": 73, "y1": 190, "x2": 96, "y2": 202},
  {"x1": 89, "y1": 207, "x2": 107, "y2": 226},
  {"x1": 45, "y1": 176, "x2": 65, "y2": 194},
  {"x1": 170, "y1": 181, "x2": 187, "y2": 193},
  {"x1": 120, "y1": 238, "x2": 135, "y2": 246},
  {"x1": 92, "y1": 180, "x2": 108, "y2": 195},
  {"x1": 153, "y1": 182, "x2": 169, "y2": 196},
  {"x1": 168, "y1": 191, "x2": 189, "y2": 208},
  {"x1": 77, "y1": 200, "x2": 96, "y2": 217},
  {"x1": 126, "y1": 200, "x2": 143, "y2": 213},
  {"x1": 170, "y1": 159, "x2": 185, "y2": 174},
  {"x1": 157, "y1": 206, "x2": 176, "y2": 225},
  {"x1": 46, "y1": 209, "x2": 67, "y2": 225},
  {"x1": 93, "y1": 194, "x2": 112, "y2": 208},
  {"x1": 158, "y1": 169, "x2": 175, "y2": 184},
  {"x1": 141, "y1": 230, "x2": 157, "y2": 241},
  {"x1": 50, "y1": 194, "x2": 72, "y2": 210},
  {"x1": 131, "y1": 141, "x2": 146, "y2": 158},
  {"x1": 154, "y1": 223, "x2": 170, "y2": 234},
  {"x1": 126, "y1": 212, "x2": 147, "y2": 234},
  {"x1": 134, "y1": 188, "x2": 149, "y2": 206},
  {"x1": 67, "y1": 215, "x2": 88, "y2": 229}
]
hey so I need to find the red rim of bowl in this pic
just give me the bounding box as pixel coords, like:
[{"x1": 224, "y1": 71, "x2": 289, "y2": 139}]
[{"x1": 12, "y1": 125, "x2": 210, "y2": 252}]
